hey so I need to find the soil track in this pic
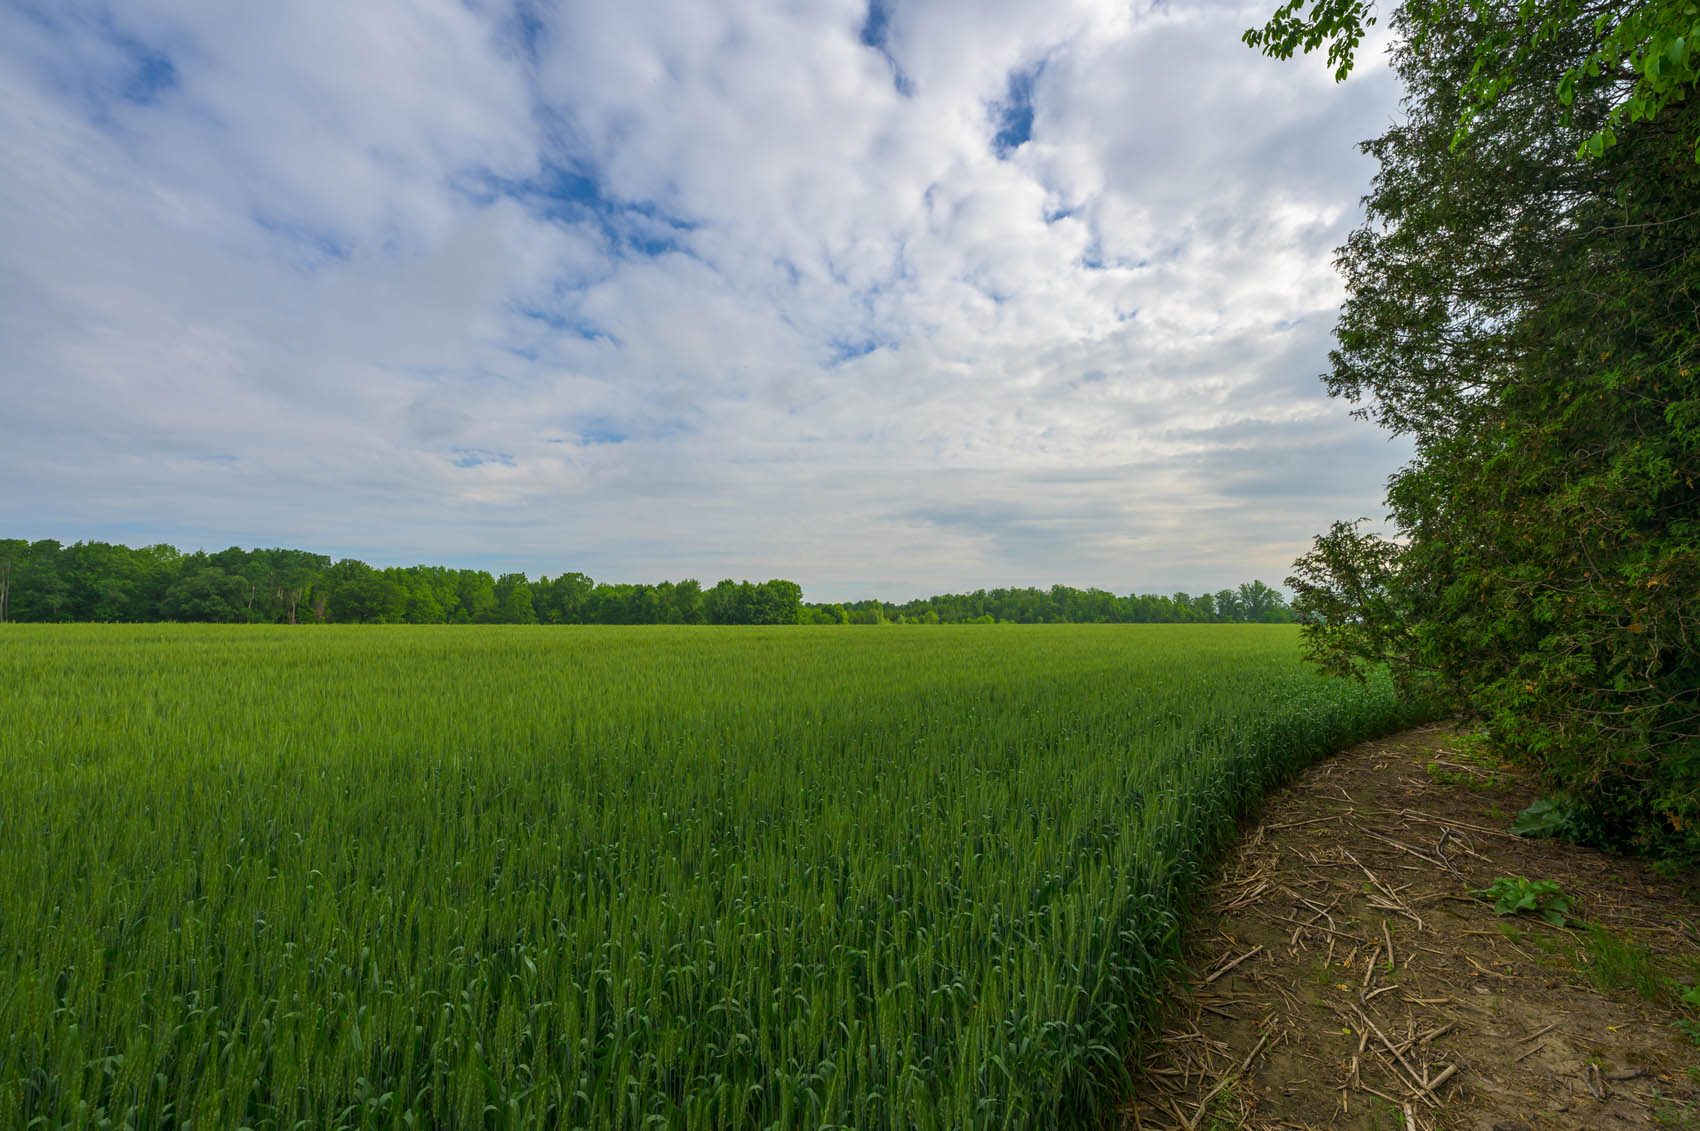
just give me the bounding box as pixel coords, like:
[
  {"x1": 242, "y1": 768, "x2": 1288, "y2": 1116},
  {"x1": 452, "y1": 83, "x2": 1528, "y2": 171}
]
[{"x1": 1123, "y1": 724, "x2": 1700, "y2": 1130}]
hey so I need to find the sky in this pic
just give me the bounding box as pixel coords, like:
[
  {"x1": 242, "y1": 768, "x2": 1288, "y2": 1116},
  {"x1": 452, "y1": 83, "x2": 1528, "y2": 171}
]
[{"x1": 0, "y1": 0, "x2": 1407, "y2": 602}]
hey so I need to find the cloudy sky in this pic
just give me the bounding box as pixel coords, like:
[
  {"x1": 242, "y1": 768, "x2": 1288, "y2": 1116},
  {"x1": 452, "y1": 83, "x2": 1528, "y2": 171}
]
[{"x1": 0, "y1": 0, "x2": 1406, "y2": 601}]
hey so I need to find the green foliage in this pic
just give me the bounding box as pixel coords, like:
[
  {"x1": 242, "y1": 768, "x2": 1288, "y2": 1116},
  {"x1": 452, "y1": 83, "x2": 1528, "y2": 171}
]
[
  {"x1": 1581, "y1": 925, "x2": 1666, "y2": 1000},
  {"x1": 0, "y1": 539, "x2": 805, "y2": 627},
  {"x1": 0, "y1": 538, "x2": 1300, "y2": 628},
  {"x1": 1283, "y1": 1, "x2": 1700, "y2": 862},
  {"x1": 1243, "y1": 0, "x2": 1378, "y2": 81},
  {"x1": 1246, "y1": 0, "x2": 1700, "y2": 162},
  {"x1": 0, "y1": 624, "x2": 1418, "y2": 1129},
  {"x1": 1474, "y1": 876, "x2": 1576, "y2": 924},
  {"x1": 814, "y1": 580, "x2": 1297, "y2": 626},
  {"x1": 1509, "y1": 797, "x2": 1576, "y2": 838},
  {"x1": 1678, "y1": 983, "x2": 1700, "y2": 1044}
]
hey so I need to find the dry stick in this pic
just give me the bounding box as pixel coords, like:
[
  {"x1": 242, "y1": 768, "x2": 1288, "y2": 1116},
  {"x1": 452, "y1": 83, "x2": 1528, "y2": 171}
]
[
  {"x1": 1357, "y1": 1081, "x2": 1409, "y2": 1107},
  {"x1": 1188, "y1": 1070, "x2": 1239, "y2": 1130},
  {"x1": 1279, "y1": 886, "x2": 1343, "y2": 917},
  {"x1": 1266, "y1": 911, "x2": 1364, "y2": 942},
  {"x1": 1397, "y1": 1021, "x2": 1455, "y2": 1053},
  {"x1": 1520, "y1": 1021, "x2": 1558, "y2": 1043},
  {"x1": 1382, "y1": 920, "x2": 1396, "y2": 967},
  {"x1": 1345, "y1": 850, "x2": 1426, "y2": 928},
  {"x1": 1390, "y1": 808, "x2": 1519, "y2": 839},
  {"x1": 1203, "y1": 945, "x2": 1262, "y2": 985},
  {"x1": 1419, "y1": 1064, "x2": 1458, "y2": 1098},
  {"x1": 1355, "y1": 826, "x2": 1452, "y2": 868},
  {"x1": 1237, "y1": 1032, "x2": 1270, "y2": 1076},
  {"x1": 1223, "y1": 880, "x2": 1270, "y2": 910},
  {"x1": 1352, "y1": 1006, "x2": 1440, "y2": 1108},
  {"x1": 1514, "y1": 1042, "x2": 1547, "y2": 1064},
  {"x1": 1264, "y1": 815, "x2": 1341, "y2": 831},
  {"x1": 1158, "y1": 1095, "x2": 1193, "y2": 1130}
]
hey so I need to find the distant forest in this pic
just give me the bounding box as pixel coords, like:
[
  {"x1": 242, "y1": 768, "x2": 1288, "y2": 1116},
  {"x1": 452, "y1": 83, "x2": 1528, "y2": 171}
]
[{"x1": 0, "y1": 539, "x2": 1295, "y2": 625}]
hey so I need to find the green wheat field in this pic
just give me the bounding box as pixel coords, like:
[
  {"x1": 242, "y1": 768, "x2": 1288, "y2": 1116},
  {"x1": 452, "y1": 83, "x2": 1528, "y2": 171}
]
[{"x1": 0, "y1": 624, "x2": 1417, "y2": 1129}]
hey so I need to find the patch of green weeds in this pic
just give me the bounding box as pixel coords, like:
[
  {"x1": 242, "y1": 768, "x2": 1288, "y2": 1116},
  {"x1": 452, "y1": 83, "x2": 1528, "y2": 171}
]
[
  {"x1": 1474, "y1": 876, "x2": 1574, "y2": 925},
  {"x1": 1510, "y1": 796, "x2": 1576, "y2": 837},
  {"x1": 1653, "y1": 1087, "x2": 1700, "y2": 1128},
  {"x1": 1366, "y1": 1096, "x2": 1411, "y2": 1129},
  {"x1": 1675, "y1": 983, "x2": 1700, "y2": 1046},
  {"x1": 1201, "y1": 1074, "x2": 1242, "y2": 1131},
  {"x1": 1582, "y1": 925, "x2": 1665, "y2": 1001}
]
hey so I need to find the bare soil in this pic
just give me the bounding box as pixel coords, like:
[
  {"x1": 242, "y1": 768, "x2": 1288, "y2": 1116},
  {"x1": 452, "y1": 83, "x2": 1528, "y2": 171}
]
[{"x1": 1122, "y1": 723, "x2": 1700, "y2": 1131}]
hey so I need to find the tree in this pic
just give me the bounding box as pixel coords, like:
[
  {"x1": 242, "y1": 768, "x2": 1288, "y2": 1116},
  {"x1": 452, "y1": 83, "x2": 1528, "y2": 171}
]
[
  {"x1": 1246, "y1": 0, "x2": 1700, "y2": 161},
  {"x1": 750, "y1": 579, "x2": 804, "y2": 625},
  {"x1": 494, "y1": 573, "x2": 539, "y2": 624},
  {"x1": 1276, "y1": 1, "x2": 1700, "y2": 857},
  {"x1": 0, "y1": 539, "x2": 26, "y2": 623},
  {"x1": 1236, "y1": 580, "x2": 1285, "y2": 623},
  {"x1": 325, "y1": 560, "x2": 406, "y2": 624},
  {"x1": 161, "y1": 565, "x2": 249, "y2": 623}
]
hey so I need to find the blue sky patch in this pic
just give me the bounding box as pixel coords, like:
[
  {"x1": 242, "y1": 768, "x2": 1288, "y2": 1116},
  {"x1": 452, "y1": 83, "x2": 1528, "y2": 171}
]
[
  {"x1": 451, "y1": 448, "x2": 516, "y2": 468},
  {"x1": 992, "y1": 63, "x2": 1042, "y2": 158},
  {"x1": 575, "y1": 419, "x2": 629, "y2": 445},
  {"x1": 250, "y1": 209, "x2": 353, "y2": 267},
  {"x1": 117, "y1": 40, "x2": 176, "y2": 105},
  {"x1": 827, "y1": 336, "x2": 882, "y2": 365},
  {"x1": 511, "y1": 303, "x2": 616, "y2": 344},
  {"x1": 462, "y1": 160, "x2": 698, "y2": 261},
  {"x1": 858, "y1": 0, "x2": 913, "y2": 96}
]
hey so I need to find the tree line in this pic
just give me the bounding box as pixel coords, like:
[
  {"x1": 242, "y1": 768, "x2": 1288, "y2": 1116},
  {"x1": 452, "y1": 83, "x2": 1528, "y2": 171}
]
[
  {"x1": 0, "y1": 538, "x2": 1293, "y2": 626},
  {"x1": 1251, "y1": 0, "x2": 1699, "y2": 859},
  {"x1": 813, "y1": 579, "x2": 1294, "y2": 624}
]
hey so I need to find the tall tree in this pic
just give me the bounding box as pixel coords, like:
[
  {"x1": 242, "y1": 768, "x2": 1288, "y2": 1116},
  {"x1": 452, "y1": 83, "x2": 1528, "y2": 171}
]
[
  {"x1": 1245, "y1": 0, "x2": 1700, "y2": 160},
  {"x1": 0, "y1": 539, "x2": 24, "y2": 623},
  {"x1": 1275, "y1": 1, "x2": 1700, "y2": 855}
]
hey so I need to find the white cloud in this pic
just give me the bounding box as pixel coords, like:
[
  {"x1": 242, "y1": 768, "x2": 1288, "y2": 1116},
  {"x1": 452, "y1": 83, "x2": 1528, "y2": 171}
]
[{"x1": 0, "y1": 0, "x2": 1407, "y2": 600}]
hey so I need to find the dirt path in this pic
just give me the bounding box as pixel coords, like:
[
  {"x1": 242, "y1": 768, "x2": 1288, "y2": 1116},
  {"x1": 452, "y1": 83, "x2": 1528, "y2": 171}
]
[{"x1": 1122, "y1": 724, "x2": 1700, "y2": 1130}]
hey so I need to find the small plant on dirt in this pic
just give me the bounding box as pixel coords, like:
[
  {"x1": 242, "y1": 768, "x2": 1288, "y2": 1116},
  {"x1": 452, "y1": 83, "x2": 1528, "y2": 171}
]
[
  {"x1": 1474, "y1": 876, "x2": 1574, "y2": 925},
  {"x1": 1201, "y1": 1074, "x2": 1243, "y2": 1131},
  {"x1": 1509, "y1": 796, "x2": 1576, "y2": 838},
  {"x1": 1581, "y1": 926, "x2": 1665, "y2": 1001},
  {"x1": 1676, "y1": 984, "x2": 1700, "y2": 1046}
]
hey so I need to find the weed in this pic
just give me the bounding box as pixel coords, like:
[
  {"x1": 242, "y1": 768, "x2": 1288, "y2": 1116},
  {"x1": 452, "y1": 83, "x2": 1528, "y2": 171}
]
[
  {"x1": 1510, "y1": 796, "x2": 1575, "y2": 838},
  {"x1": 1201, "y1": 1074, "x2": 1243, "y2": 1131},
  {"x1": 1676, "y1": 984, "x2": 1700, "y2": 1046},
  {"x1": 1427, "y1": 765, "x2": 1493, "y2": 789},
  {"x1": 1474, "y1": 876, "x2": 1575, "y2": 924},
  {"x1": 1581, "y1": 926, "x2": 1665, "y2": 1001}
]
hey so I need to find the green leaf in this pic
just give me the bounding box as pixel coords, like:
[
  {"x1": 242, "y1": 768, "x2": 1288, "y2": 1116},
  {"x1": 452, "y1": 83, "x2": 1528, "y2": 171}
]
[{"x1": 1510, "y1": 798, "x2": 1571, "y2": 837}]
